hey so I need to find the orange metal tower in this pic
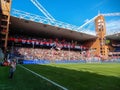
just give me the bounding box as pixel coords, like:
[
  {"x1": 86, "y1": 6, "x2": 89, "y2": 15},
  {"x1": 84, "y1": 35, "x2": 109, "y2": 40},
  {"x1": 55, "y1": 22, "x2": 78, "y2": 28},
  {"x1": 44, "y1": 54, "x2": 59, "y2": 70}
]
[
  {"x1": 0, "y1": 0, "x2": 11, "y2": 52},
  {"x1": 95, "y1": 15, "x2": 109, "y2": 59}
]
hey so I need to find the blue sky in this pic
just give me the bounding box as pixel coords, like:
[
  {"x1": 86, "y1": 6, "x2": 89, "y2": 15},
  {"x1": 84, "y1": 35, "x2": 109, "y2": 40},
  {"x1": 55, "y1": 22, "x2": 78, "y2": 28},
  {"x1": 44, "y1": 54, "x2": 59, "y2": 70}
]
[{"x1": 11, "y1": 0, "x2": 120, "y2": 34}]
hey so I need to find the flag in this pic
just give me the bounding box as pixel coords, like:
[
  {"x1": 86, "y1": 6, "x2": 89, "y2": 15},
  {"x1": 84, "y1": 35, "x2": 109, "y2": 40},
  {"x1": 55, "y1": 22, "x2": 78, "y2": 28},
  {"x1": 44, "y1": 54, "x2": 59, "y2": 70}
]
[
  {"x1": 22, "y1": 39, "x2": 26, "y2": 44},
  {"x1": 56, "y1": 43, "x2": 62, "y2": 50}
]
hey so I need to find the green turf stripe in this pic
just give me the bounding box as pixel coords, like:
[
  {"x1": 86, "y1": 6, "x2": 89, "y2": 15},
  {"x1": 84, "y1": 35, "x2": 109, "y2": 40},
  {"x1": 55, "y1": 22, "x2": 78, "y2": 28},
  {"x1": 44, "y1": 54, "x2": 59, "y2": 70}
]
[{"x1": 19, "y1": 65, "x2": 68, "y2": 90}]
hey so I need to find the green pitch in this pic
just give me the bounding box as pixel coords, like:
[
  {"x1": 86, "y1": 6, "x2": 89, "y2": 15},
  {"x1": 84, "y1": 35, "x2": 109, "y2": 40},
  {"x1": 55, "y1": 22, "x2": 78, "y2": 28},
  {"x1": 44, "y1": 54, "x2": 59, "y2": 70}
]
[{"x1": 0, "y1": 63, "x2": 120, "y2": 90}]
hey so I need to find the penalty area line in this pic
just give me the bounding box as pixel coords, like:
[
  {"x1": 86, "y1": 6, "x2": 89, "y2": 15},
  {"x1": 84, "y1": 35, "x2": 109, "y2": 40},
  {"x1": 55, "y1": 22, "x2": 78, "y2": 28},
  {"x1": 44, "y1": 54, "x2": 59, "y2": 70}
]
[{"x1": 19, "y1": 65, "x2": 68, "y2": 90}]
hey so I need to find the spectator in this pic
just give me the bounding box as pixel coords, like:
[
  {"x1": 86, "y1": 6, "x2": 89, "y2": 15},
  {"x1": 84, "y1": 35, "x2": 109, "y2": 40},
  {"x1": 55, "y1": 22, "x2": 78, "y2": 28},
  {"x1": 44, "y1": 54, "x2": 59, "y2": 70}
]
[{"x1": 9, "y1": 59, "x2": 16, "y2": 79}]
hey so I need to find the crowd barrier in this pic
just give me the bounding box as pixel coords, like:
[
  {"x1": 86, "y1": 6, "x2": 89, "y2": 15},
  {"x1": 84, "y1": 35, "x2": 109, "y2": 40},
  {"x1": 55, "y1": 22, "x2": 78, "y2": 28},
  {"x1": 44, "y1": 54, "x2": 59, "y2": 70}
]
[
  {"x1": 22, "y1": 60, "x2": 86, "y2": 64},
  {"x1": 20, "y1": 59, "x2": 120, "y2": 64},
  {"x1": 23, "y1": 60, "x2": 50, "y2": 64},
  {"x1": 55, "y1": 60, "x2": 86, "y2": 64}
]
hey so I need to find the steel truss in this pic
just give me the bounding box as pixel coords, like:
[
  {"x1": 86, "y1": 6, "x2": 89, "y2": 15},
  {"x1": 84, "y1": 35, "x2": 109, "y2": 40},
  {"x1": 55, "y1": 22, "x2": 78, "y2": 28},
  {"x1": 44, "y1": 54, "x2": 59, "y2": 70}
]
[{"x1": 11, "y1": 9, "x2": 83, "y2": 33}]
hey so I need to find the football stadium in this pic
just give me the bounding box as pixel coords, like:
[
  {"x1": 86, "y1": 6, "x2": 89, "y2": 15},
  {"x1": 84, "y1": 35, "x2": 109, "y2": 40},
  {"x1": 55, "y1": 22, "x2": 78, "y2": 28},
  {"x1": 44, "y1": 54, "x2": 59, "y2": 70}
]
[{"x1": 0, "y1": 0, "x2": 120, "y2": 90}]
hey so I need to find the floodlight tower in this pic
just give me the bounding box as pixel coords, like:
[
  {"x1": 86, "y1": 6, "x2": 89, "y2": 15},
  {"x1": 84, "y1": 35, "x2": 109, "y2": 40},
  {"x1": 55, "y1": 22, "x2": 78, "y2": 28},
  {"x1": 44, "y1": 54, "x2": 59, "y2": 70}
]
[{"x1": 0, "y1": 0, "x2": 12, "y2": 53}]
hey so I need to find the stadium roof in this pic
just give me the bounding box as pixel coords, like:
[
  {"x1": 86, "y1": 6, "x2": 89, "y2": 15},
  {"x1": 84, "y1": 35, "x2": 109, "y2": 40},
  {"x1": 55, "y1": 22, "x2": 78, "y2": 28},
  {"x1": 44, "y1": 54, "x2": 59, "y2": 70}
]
[
  {"x1": 106, "y1": 33, "x2": 120, "y2": 41},
  {"x1": 9, "y1": 16, "x2": 97, "y2": 41}
]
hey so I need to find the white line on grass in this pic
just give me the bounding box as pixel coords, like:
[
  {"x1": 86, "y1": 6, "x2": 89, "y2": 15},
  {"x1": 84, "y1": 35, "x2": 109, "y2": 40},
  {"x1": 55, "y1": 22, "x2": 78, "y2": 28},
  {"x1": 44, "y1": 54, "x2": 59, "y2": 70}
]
[{"x1": 19, "y1": 65, "x2": 68, "y2": 90}]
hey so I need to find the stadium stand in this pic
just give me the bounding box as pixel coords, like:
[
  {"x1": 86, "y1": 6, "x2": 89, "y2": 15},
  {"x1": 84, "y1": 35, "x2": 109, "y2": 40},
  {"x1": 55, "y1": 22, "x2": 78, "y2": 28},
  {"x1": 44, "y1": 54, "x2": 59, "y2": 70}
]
[
  {"x1": 114, "y1": 47, "x2": 120, "y2": 52},
  {"x1": 4, "y1": 34, "x2": 119, "y2": 64},
  {"x1": 7, "y1": 46, "x2": 103, "y2": 64}
]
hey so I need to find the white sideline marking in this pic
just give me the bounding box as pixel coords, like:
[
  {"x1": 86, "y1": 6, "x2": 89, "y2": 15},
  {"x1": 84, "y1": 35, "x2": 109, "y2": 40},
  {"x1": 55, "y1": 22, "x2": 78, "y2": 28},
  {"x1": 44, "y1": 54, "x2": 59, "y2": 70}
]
[{"x1": 19, "y1": 65, "x2": 68, "y2": 90}]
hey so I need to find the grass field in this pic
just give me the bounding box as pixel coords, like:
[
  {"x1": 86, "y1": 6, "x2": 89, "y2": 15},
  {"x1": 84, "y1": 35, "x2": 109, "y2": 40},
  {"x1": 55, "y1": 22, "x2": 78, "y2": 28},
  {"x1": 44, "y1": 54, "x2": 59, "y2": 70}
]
[{"x1": 0, "y1": 63, "x2": 120, "y2": 90}]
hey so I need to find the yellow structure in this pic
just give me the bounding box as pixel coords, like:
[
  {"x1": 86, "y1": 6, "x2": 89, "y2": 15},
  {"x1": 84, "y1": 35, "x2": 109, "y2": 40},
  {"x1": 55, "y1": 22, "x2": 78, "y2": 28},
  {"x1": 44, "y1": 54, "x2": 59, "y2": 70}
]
[
  {"x1": 83, "y1": 15, "x2": 109, "y2": 59},
  {"x1": 0, "y1": 0, "x2": 11, "y2": 52},
  {"x1": 94, "y1": 15, "x2": 109, "y2": 58}
]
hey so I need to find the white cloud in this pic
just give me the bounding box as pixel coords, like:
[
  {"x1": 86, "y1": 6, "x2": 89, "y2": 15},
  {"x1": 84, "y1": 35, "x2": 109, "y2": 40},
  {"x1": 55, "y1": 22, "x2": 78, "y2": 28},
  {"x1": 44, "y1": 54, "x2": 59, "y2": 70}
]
[
  {"x1": 106, "y1": 19, "x2": 120, "y2": 35},
  {"x1": 84, "y1": 19, "x2": 89, "y2": 23}
]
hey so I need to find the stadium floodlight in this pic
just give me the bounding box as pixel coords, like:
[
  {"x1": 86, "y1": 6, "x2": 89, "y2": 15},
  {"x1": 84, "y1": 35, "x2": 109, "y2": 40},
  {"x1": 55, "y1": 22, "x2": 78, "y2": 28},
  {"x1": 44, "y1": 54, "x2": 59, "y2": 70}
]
[{"x1": 30, "y1": 0, "x2": 55, "y2": 21}]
